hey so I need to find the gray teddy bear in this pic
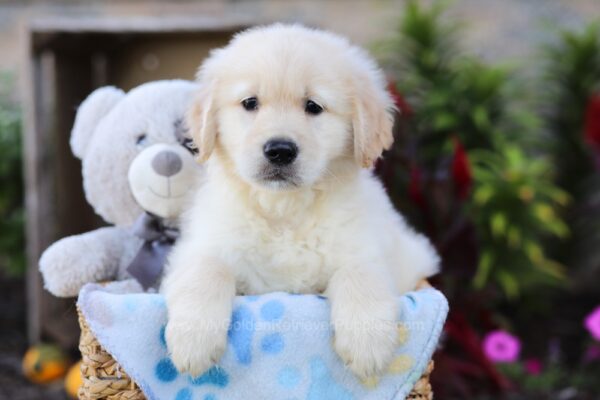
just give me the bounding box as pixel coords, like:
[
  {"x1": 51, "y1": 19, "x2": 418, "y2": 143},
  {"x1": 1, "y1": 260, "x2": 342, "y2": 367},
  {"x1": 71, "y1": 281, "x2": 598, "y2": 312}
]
[{"x1": 39, "y1": 80, "x2": 204, "y2": 297}]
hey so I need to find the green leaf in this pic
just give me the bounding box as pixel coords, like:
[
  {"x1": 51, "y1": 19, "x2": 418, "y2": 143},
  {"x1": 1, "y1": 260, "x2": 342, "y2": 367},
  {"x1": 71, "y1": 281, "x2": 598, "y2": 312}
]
[
  {"x1": 474, "y1": 251, "x2": 494, "y2": 288},
  {"x1": 546, "y1": 220, "x2": 570, "y2": 238},
  {"x1": 432, "y1": 112, "x2": 458, "y2": 130},
  {"x1": 472, "y1": 105, "x2": 490, "y2": 130},
  {"x1": 517, "y1": 185, "x2": 535, "y2": 203},
  {"x1": 474, "y1": 185, "x2": 494, "y2": 205},
  {"x1": 497, "y1": 270, "x2": 520, "y2": 298},
  {"x1": 533, "y1": 203, "x2": 555, "y2": 223},
  {"x1": 525, "y1": 241, "x2": 544, "y2": 264},
  {"x1": 507, "y1": 227, "x2": 522, "y2": 248},
  {"x1": 491, "y1": 212, "x2": 507, "y2": 237},
  {"x1": 534, "y1": 259, "x2": 566, "y2": 280}
]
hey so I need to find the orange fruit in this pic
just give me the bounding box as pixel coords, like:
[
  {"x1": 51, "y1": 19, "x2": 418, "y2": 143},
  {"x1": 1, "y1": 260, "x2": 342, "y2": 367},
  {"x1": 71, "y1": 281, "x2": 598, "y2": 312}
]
[
  {"x1": 64, "y1": 361, "x2": 83, "y2": 398},
  {"x1": 22, "y1": 344, "x2": 69, "y2": 384}
]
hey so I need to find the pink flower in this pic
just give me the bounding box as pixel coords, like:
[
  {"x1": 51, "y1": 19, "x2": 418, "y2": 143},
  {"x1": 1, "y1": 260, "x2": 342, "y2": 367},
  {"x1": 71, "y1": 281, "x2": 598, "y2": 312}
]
[
  {"x1": 524, "y1": 358, "x2": 542, "y2": 375},
  {"x1": 483, "y1": 330, "x2": 521, "y2": 363},
  {"x1": 584, "y1": 306, "x2": 600, "y2": 341}
]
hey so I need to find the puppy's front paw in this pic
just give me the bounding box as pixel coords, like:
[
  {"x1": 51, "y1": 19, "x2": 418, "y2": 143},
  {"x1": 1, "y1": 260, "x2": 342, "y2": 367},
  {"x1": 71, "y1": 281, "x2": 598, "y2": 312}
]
[
  {"x1": 333, "y1": 313, "x2": 398, "y2": 379},
  {"x1": 165, "y1": 318, "x2": 227, "y2": 377}
]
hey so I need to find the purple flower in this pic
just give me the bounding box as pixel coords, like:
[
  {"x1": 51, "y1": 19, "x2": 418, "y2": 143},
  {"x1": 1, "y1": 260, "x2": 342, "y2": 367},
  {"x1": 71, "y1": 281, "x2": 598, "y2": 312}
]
[
  {"x1": 483, "y1": 330, "x2": 521, "y2": 363},
  {"x1": 584, "y1": 306, "x2": 600, "y2": 341}
]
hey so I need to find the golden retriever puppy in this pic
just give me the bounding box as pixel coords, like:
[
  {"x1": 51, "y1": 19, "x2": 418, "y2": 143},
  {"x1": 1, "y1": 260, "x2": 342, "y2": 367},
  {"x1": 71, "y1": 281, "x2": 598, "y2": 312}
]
[{"x1": 162, "y1": 24, "x2": 439, "y2": 379}]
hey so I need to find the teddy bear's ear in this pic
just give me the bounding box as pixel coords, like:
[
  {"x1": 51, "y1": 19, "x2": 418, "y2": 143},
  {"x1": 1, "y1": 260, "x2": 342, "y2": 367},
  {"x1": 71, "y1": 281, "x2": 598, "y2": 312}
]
[{"x1": 70, "y1": 86, "x2": 125, "y2": 159}]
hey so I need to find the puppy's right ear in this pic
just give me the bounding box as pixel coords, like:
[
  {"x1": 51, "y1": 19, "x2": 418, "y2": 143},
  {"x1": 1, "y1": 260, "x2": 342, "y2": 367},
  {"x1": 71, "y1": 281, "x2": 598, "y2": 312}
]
[
  {"x1": 70, "y1": 86, "x2": 125, "y2": 159},
  {"x1": 187, "y1": 83, "x2": 217, "y2": 163}
]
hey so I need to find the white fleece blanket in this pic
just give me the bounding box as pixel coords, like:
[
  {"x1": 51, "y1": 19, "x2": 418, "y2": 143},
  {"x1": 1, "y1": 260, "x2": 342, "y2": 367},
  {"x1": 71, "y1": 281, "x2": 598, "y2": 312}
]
[{"x1": 78, "y1": 282, "x2": 448, "y2": 400}]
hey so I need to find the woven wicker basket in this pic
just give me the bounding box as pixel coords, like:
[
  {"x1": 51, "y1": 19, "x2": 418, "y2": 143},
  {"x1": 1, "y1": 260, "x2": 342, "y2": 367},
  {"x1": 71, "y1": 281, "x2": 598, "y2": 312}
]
[{"x1": 77, "y1": 308, "x2": 434, "y2": 399}]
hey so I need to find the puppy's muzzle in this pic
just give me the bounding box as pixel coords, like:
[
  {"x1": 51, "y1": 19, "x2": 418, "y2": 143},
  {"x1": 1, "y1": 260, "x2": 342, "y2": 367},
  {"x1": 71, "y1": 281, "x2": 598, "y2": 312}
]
[{"x1": 263, "y1": 139, "x2": 298, "y2": 166}]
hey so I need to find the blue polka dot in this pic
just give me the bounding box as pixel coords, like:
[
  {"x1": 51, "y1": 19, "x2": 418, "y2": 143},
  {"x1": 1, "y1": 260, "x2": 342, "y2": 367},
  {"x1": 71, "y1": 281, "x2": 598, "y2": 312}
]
[
  {"x1": 159, "y1": 325, "x2": 166, "y2": 348},
  {"x1": 261, "y1": 333, "x2": 284, "y2": 354},
  {"x1": 278, "y1": 366, "x2": 300, "y2": 388},
  {"x1": 260, "y1": 300, "x2": 285, "y2": 321},
  {"x1": 307, "y1": 357, "x2": 353, "y2": 400},
  {"x1": 175, "y1": 388, "x2": 192, "y2": 400},
  {"x1": 245, "y1": 295, "x2": 259, "y2": 302},
  {"x1": 189, "y1": 366, "x2": 229, "y2": 387},
  {"x1": 406, "y1": 294, "x2": 418, "y2": 310},
  {"x1": 204, "y1": 395, "x2": 216, "y2": 400},
  {"x1": 316, "y1": 295, "x2": 327, "y2": 301},
  {"x1": 155, "y1": 358, "x2": 178, "y2": 382},
  {"x1": 228, "y1": 305, "x2": 255, "y2": 365}
]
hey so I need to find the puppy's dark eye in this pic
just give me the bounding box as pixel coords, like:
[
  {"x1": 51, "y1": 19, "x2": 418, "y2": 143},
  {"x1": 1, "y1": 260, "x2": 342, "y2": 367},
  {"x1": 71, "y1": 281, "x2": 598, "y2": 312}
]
[
  {"x1": 305, "y1": 100, "x2": 323, "y2": 115},
  {"x1": 241, "y1": 97, "x2": 259, "y2": 111},
  {"x1": 181, "y1": 137, "x2": 198, "y2": 155},
  {"x1": 136, "y1": 134, "x2": 147, "y2": 146}
]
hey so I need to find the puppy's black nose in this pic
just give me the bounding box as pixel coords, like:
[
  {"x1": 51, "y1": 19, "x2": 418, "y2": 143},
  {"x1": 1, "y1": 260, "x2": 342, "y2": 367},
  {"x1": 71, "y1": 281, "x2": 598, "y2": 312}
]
[{"x1": 263, "y1": 139, "x2": 298, "y2": 166}]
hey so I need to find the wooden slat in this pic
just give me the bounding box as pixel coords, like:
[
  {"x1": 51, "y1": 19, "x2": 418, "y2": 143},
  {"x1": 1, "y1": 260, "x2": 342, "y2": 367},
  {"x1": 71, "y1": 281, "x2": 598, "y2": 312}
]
[
  {"x1": 24, "y1": 49, "x2": 58, "y2": 345},
  {"x1": 29, "y1": 16, "x2": 251, "y2": 35}
]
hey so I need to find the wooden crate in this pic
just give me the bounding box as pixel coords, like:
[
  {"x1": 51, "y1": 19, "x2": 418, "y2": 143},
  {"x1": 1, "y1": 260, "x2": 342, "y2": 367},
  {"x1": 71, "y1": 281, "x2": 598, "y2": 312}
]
[{"x1": 21, "y1": 16, "x2": 246, "y2": 348}]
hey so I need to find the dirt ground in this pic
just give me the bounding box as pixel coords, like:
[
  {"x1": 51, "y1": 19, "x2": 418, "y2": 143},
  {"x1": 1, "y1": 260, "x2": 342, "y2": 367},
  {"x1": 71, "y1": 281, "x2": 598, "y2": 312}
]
[{"x1": 0, "y1": 273, "x2": 68, "y2": 400}]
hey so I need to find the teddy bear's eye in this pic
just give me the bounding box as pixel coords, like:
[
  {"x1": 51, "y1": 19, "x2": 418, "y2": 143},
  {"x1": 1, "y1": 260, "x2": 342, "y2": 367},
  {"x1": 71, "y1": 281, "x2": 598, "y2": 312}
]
[
  {"x1": 181, "y1": 137, "x2": 198, "y2": 155},
  {"x1": 136, "y1": 134, "x2": 148, "y2": 146}
]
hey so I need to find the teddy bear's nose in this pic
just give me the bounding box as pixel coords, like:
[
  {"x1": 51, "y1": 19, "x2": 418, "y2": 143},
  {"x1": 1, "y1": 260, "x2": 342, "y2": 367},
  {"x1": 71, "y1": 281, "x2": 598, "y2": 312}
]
[{"x1": 151, "y1": 150, "x2": 182, "y2": 177}]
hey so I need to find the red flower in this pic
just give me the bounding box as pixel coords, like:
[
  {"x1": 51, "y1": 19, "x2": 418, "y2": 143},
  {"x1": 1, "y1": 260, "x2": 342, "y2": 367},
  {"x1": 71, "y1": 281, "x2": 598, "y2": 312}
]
[
  {"x1": 584, "y1": 94, "x2": 600, "y2": 151},
  {"x1": 408, "y1": 166, "x2": 425, "y2": 207},
  {"x1": 524, "y1": 358, "x2": 543, "y2": 375},
  {"x1": 387, "y1": 80, "x2": 413, "y2": 117},
  {"x1": 452, "y1": 137, "x2": 472, "y2": 199}
]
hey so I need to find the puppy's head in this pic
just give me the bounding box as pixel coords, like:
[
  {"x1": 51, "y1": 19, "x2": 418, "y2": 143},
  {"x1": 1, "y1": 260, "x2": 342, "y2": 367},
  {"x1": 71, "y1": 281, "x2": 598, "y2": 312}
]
[{"x1": 189, "y1": 24, "x2": 394, "y2": 190}]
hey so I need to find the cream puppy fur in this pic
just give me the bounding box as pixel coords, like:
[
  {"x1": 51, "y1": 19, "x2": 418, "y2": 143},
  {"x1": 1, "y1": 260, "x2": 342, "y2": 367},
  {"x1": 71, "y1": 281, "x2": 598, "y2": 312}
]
[{"x1": 162, "y1": 24, "x2": 440, "y2": 379}]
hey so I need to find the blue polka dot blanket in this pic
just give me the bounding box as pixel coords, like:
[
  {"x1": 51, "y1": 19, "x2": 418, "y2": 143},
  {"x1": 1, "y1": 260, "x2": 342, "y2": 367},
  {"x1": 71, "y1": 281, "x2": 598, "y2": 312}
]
[{"x1": 78, "y1": 282, "x2": 448, "y2": 400}]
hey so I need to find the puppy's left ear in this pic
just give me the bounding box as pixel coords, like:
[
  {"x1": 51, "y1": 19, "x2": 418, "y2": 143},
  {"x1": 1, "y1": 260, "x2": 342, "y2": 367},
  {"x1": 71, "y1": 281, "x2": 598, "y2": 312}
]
[
  {"x1": 352, "y1": 69, "x2": 395, "y2": 168},
  {"x1": 187, "y1": 83, "x2": 218, "y2": 163}
]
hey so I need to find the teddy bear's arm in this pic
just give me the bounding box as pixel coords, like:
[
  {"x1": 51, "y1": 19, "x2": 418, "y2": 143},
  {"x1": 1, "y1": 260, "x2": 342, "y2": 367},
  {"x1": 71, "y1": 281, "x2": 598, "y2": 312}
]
[{"x1": 39, "y1": 226, "x2": 135, "y2": 297}]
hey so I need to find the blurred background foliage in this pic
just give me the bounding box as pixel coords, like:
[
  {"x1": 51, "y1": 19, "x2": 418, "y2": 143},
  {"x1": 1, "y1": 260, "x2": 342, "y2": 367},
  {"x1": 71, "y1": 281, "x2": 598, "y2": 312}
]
[
  {"x1": 0, "y1": 72, "x2": 25, "y2": 277},
  {"x1": 376, "y1": 1, "x2": 600, "y2": 398},
  {"x1": 545, "y1": 23, "x2": 600, "y2": 291}
]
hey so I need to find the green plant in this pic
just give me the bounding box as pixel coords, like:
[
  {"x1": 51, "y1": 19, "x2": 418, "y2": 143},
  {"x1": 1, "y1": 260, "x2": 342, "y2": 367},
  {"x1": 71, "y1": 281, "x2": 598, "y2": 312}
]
[
  {"x1": 544, "y1": 24, "x2": 600, "y2": 194},
  {"x1": 0, "y1": 73, "x2": 25, "y2": 276},
  {"x1": 470, "y1": 146, "x2": 569, "y2": 297},
  {"x1": 377, "y1": 2, "x2": 577, "y2": 397},
  {"x1": 544, "y1": 24, "x2": 600, "y2": 288},
  {"x1": 380, "y1": 0, "x2": 568, "y2": 298}
]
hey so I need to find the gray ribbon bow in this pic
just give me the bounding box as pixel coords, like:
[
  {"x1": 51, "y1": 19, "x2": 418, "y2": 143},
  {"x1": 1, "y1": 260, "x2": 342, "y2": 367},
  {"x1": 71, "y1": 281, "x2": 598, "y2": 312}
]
[{"x1": 126, "y1": 212, "x2": 179, "y2": 290}]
